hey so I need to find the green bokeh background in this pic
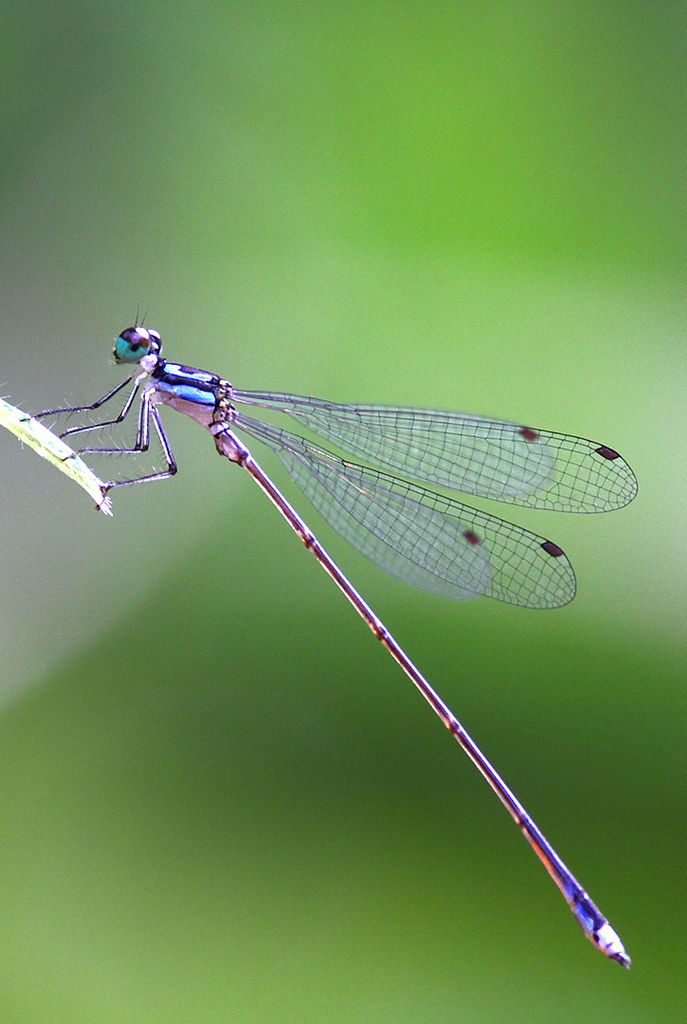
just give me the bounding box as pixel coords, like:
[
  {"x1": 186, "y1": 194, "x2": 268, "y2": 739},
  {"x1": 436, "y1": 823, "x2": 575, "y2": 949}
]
[{"x1": 1, "y1": 3, "x2": 685, "y2": 1021}]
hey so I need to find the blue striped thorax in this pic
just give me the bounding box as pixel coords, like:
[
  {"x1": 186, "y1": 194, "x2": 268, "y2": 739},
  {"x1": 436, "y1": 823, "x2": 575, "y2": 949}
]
[{"x1": 152, "y1": 361, "x2": 222, "y2": 407}]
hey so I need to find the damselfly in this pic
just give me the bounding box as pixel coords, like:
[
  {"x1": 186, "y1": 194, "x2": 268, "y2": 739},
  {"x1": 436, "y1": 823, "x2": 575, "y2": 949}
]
[{"x1": 34, "y1": 326, "x2": 637, "y2": 965}]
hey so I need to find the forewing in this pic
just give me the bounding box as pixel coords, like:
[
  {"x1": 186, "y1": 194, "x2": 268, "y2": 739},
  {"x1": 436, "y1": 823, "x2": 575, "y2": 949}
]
[{"x1": 233, "y1": 390, "x2": 637, "y2": 512}]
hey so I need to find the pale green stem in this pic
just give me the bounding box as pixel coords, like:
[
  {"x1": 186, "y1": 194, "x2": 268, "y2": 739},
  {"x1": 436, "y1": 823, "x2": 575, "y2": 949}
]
[{"x1": 0, "y1": 396, "x2": 113, "y2": 515}]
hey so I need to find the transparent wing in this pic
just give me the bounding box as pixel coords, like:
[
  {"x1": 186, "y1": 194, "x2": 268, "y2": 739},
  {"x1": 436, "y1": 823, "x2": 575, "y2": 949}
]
[
  {"x1": 232, "y1": 390, "x2": 637, "y2": 512},
  {"x1": 237, "y1": 413, "x2": 576, "y2": 609}
]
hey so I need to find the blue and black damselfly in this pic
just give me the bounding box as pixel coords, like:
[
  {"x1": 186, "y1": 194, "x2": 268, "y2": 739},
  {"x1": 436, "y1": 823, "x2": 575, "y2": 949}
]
[{"x1": 33, "y1": 326, "x2": 637, "y2": 965}]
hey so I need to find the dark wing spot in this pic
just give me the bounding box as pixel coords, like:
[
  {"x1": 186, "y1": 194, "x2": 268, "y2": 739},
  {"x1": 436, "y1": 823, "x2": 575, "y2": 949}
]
[
  {"x1": 519, "y1": 426, "x2": 539, "y2": 442},
  {"x1": 541, "y1": 540, "x2": 564, "y2": 558},
  {"x1": 595, "y1": 445, "x2": 620, "y2": 461},
  {"x1": 463, "y1": 529, "x2": 481, "y2": 546}
]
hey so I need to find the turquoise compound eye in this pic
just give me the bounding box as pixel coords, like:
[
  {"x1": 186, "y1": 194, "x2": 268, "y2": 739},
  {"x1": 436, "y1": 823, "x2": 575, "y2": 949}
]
[{"x1": 114, "y1": 326, "x2": 152, "y2": 363}]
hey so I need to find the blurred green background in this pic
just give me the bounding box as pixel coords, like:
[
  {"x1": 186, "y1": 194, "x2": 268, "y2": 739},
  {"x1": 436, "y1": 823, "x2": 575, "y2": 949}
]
[{"x1": 0, "y1": 2, "x2": 685, "y2": 1021}]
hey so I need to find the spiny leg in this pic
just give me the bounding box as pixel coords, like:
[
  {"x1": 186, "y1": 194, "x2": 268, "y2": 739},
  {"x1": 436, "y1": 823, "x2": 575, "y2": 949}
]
[
  {"x1": 74, "y1": 383, "x2": 151, "y2": 457},
  {"x1": 30, "y1": 376, "x2": 134, "y2": 423},
  {"x1": 59, "y1": 380, "x2": 141, "y2": 440},
  {"x1": 102, "y1": 401, "x2": 177, "y2": 492}
]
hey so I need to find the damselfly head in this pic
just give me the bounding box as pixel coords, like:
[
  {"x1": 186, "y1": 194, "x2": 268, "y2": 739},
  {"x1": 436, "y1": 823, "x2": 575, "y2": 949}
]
[{"x1": 113, "y1": 326, "x2": 162, "y2": 364}]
